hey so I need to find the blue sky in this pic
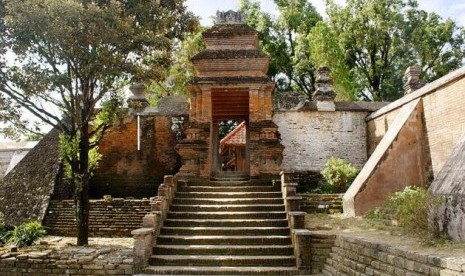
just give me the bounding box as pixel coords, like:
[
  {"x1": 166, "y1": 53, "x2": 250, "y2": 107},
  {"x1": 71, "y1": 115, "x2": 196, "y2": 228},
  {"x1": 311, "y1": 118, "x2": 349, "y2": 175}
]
[{"x1": 186, "y1": 0, "x2": 465, "y2": 27}]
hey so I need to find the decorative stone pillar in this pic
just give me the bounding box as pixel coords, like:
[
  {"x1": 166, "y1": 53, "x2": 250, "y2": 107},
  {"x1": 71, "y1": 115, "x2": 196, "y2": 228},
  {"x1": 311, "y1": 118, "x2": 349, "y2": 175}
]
[
  {"x1": 403, "y1": 65, "x2": 423, "y2": 94},
  {"x1": 127, "y1": 82, "x2": 149, "y2": 110},
  {"x1": 313, "y1": 67, "x2": 336, "y2": 111}
]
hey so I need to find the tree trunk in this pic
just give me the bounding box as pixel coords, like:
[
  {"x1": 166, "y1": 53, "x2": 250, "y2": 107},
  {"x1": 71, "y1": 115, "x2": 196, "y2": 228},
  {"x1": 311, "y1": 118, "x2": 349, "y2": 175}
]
[{"x1": 76, "y1": 121, "x2": 90, "y2": 246}]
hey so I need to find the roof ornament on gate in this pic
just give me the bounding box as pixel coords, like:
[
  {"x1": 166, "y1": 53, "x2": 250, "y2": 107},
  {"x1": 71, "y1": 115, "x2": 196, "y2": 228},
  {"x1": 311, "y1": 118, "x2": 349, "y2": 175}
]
[{"x1": 216, "y1": 10, "x2": 244, "y2": 24}]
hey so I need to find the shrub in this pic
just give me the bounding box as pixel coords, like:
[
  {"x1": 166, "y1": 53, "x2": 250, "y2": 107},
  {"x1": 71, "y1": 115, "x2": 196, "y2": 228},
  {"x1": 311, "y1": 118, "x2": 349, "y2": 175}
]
[
  {"x1": 0, "y1": 213, "x2": 8, "y2": 245},
  {"x1": 368, "y1": 186, "x2": 444, "y2": 238},
  {"x1": 9, "y1": 221, "x2": 46, "y2": 247},
  {"x1": 320, "y1": 157, "x2": 359, "y2": 193}
]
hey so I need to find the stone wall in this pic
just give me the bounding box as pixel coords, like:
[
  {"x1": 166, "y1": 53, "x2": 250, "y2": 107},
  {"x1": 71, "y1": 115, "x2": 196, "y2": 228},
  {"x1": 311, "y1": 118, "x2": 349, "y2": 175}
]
[
  {"x1": 367, "y1": 68, "x2": 465, "y2": 177},
  {"x1": 322, "y1": 234, "x2": 465, "y2": 275},
  {"x1": 0, "y1": 129, "x2": 61, "y2": 225},
  {"x1": 299, "y1": 194, "x2": 343, "y2": 214},
  {"x1": 273, "y1": 110, "x2": 369, "y2": 172},
  {"x1": 344, "y1": 99, "x2": 430, "y2": 216},
  {"x1": 89, "y1": 115, "x2": 182, "y2": 199},
  {"x1": 310, "y1": 232, "x2": 336, "y2": 273},
  {"x1": 360, "y1": 67, "x2": 465, "y2": 239},
  {"x1": 0, "y1": 142, "x2": 37, "y2": 180},
  {"x1": 43, "y1": 199, "x2": 151, "y2": 237},
  {"x1": 0, "y1": 246, "x2": 133, "y2": 275}
]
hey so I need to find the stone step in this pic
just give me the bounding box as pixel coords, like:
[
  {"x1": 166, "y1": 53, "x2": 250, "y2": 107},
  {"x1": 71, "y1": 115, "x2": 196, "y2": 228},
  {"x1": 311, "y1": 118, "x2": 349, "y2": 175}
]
[
  {"x1": 149, "y1": 255, "x2": 296, "y2": 267},
  {"x1": 166, "y1": 211, "x2": 287, "y2": 220},
  {"x1": 172, "y1": 198, "x2": 284, "y2": 205},
  {"x1": 159, "y1": 227, "x2": 290, "y2": 236},
  {"x1": 175, "y1": 192, "x2": 282, "y2": 199},
  {"x1": 181, "y1": 185, "x2": 279, "y2": 192},
  {"x1": 153, "y1": 245, "x2": 294, "y2": 256},
  {"x1": 156, "y1": 235, "x2": 292, "y2": 245},
  {"x1": 141, "y1": 265, "x2": 299, "y2": 275},
  {"x1": 163, "y1": 219, "x2": 289, "y2": 227},
  {"x1": 170, "y1": 204, "x2": 285, "y2": 212},
  {"x1": 186, "y1": 180, "x2": 271, "y2": 187}
]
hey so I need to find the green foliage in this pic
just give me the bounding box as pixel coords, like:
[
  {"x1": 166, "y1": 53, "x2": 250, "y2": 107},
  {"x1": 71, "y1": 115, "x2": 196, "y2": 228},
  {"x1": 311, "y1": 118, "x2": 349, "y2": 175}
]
[
  {"x1": 321, "y1": 157, "x2": 359, "y2": 193},
  {"x1": 240, "y1": 0, "x2": 322, "y2": 98},
  {"x1": 367, "y1": 186, "x2": 445, "y2": 238},
  {"x1": 59, "y1": 133, "x2": 102, "y2": 181},
  {"x1": 8, "y1": 221, "x2": 46, "y2": 247},
  {"x1": 302, "y1": 21, "x2": 358, "y2": 100},
  {"x1": 326, "y1": 0, "x2": 465, "y2": 101},
  {"x1": 148, "y1": 29, "x2": 204, "y2": 105},
  {"x1": 0, "y1": 213, "x2": 9, "y2": 245},
  {"x1": 1, "y1": 0, "x2": 198, "y2": 245}
]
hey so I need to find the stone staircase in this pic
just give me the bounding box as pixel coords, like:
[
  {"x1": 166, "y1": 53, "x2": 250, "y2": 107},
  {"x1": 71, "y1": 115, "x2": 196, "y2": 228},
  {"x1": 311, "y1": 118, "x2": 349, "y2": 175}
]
[{"x1": 141, "y1": 178, "x2": 300, "y2": 275}]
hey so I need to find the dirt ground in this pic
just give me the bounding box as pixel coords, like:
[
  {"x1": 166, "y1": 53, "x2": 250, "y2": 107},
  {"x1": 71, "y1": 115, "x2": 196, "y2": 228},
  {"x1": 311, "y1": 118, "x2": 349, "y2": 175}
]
[{"x1": 305, "y1": 213, "x2": 465, "y2": 259}]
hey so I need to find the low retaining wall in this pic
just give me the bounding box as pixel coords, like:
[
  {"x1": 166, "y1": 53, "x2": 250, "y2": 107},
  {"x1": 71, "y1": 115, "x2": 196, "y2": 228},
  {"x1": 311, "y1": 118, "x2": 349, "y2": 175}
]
[
  {"x1": 299, "y1": 194, "x2": 343, "y2": 214},
  {"x1": 310, "y1": 233, "x2": 337, "y2": 273},
  {"x1": 322, "y1": 234, "x2": 465, "y2": 275},
  {"x1": 0, "y1": 246, "x2": 133, "y2": 275},
  {"x1": 43, "y1": 199, "x2": 151, "y2": 237}
]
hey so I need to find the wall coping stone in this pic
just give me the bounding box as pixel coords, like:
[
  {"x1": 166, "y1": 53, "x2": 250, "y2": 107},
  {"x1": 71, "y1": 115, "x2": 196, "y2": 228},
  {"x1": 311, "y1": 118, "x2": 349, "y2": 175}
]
[{"x1": 367, "y1": 66, "x2": 465, "y2": 121}]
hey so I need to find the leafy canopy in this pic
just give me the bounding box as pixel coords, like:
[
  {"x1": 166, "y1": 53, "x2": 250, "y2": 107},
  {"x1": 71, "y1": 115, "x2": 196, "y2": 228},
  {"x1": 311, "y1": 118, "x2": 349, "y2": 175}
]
[{"x1": 325, "y1": 0, "x2": 465, "y2": 101}]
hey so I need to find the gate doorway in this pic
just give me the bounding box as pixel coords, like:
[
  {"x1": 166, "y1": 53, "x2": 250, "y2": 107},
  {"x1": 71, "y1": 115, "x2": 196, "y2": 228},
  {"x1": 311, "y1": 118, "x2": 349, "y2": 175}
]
[{"x1": 211, "y1": 88, "x2": 250, "y2": 177}]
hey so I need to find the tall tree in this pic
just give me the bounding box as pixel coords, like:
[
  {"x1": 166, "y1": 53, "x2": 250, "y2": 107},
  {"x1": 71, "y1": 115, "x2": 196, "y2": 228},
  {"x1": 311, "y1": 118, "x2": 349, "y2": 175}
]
[
  {"x1": 297, "y1": 21, "x2": 358, "y2": 100},
  {"x1": 0, "y1": 0, "x2": 197, "y2": 245},
  {"x1": 326, "y1": 0, "x2": 465, "y2": 101},
  {"x1": 240, "y1": 0, "x2": 322, "y2": 99},
  {"x1": 148, "y1": 29, "x2": 205, "y2": 105}
]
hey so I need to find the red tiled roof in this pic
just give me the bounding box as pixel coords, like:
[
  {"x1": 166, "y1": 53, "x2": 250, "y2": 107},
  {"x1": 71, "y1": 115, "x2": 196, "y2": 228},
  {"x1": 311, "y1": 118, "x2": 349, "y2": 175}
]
[{"x1": 220, "y1": 122, "x2": 246, "y2": 146}]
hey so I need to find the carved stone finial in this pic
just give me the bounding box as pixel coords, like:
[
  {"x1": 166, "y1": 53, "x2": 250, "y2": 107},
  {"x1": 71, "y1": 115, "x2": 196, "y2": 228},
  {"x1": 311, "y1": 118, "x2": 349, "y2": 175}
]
[
  {"x1": 313, "y1": 67, "x2": 336, "y2": 101},
  {"x1": 128, "y1": 82, "x2": 149, "y2": 110},
  {"x1": 216, "y1": 10, "x2": 244, "y2": 24},
  {"x1": 403, "y1": 65, "x2": 423, "y2": 94}
]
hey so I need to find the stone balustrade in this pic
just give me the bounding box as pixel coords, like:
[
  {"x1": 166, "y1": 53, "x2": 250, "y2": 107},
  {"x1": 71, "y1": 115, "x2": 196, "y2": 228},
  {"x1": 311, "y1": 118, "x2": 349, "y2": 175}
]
[
  {"x1": 280, "y1": 171, "x2": 311, "y2": 272},
  {"x1": 132, "y1": 175, "x2": 179, "y2": 273}
]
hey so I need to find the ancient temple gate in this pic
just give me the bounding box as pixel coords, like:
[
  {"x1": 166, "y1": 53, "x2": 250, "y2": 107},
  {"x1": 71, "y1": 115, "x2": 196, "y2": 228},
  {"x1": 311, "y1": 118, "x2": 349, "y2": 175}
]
[{"x1": 176, "y1": 11, "x2": 283, "y2": 179}]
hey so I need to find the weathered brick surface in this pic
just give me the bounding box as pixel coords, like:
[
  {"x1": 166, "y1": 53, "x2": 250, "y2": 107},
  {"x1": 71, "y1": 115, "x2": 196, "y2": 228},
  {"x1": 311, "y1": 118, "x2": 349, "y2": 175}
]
[
  {"x1": 367, "y1": 77, "x2": 465, "y2": 177},
  {"x1": 0, "y1": 247, "x2": 133, "y2": 275},
  {"x1": 321, "y1": 235, "x2": 465, "y2": 276},
  {"x1": 299, "y1": 194, "x2": 343, "y2": 214},
  {"x1": 43, "y1": 199, "x2": 151, "y2": 237},
  {"x1": 90, "y1": 115, "x2": 181, "y2": 198},
  {"x1": 274, "y1": 110, "x2": 369, "y2": 171}
]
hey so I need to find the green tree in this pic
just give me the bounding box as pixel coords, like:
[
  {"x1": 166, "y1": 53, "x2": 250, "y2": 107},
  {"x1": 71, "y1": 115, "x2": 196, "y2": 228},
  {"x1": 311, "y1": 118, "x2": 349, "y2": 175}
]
[
  {"x1": 240, "y1": 0, "x2": 322, "y2": 99},
  {"x1": 326, "y1": 0, "x2": 465, "y2": 101},
  {"x1": 148, "y1": 28, "x2": 204, "y2": 105},
  {"x1": 0, "y1": 0, "x2": 197, "y2": 245},
  {"x1": 299, "y1": 21, "x2": 358, "y2": 100},
  {"x1": 405, "y1": 9, "x2": 465, "y2": 82}
]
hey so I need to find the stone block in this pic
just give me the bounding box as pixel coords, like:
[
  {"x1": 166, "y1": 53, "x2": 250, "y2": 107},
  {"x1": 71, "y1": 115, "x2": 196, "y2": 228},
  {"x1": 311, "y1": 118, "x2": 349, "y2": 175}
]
[
  {"x1": 289, "y1": 211, "x2": 306, "y2": 229},
  {"x1": 131, "y1": 227, "x2": 154, "y2": 273},
  {"x1": 285, "y1": 196, "x2": 302, "y2": 212},
  {"x1": 293, "y1": 229, "x2": 312, "y2": 270}
]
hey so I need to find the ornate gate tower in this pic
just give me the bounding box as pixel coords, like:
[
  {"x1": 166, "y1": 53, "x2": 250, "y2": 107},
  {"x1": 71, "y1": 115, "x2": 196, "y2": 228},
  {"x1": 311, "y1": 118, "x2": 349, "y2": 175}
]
[{"x1": 176, "y1": 11, "x2": 283, "y2": 179}]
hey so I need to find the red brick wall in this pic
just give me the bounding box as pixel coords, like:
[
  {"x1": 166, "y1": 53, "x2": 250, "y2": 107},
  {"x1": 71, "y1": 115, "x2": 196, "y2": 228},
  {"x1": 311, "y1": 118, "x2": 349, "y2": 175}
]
[{"x1": 90, "y1": 115, "x2": 181, "y2": 198}]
